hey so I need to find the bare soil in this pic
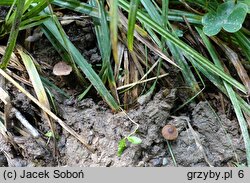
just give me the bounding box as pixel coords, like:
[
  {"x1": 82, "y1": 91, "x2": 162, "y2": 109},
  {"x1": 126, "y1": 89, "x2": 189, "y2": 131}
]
[{"x1": 0, "y1": 87, "x2": 246, "y2": 167}]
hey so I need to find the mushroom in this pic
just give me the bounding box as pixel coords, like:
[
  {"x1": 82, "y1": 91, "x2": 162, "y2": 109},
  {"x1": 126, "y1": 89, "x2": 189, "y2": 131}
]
[
  {"x1": 53, "y1": 62, "x2": 73, "y2": 87},
  {"x1": 53, "y1": 61, "x2": 72, "y2": 76},
  {"x1": 161, "y1": 124, "x2": 178, "y2": 140}
]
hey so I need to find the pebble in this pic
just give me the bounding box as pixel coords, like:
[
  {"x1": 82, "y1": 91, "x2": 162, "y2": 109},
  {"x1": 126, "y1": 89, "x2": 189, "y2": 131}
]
[
  {"x1": 151, "y1": 158, "x2": 162, "y2": 167},
  {"x1": 162, "y1": 158, "x2": 168, "y2": 166}
]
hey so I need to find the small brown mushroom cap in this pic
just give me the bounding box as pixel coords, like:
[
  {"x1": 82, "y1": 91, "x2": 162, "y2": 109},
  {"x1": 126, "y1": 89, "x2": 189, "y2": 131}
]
[
  {"x1": 53, "y1": 61, "x2": 72, "y2": 76},
  {"x1": 162, "y1": 124, "x2": 178, "y2": 140}
]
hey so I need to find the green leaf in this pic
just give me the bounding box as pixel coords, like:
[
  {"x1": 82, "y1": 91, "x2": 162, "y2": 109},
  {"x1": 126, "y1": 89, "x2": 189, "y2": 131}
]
[
  {"x1": 117, "y1": 138, "x2": 126, "y2": 157},
  {"x1": 41, "y1": 76, "x2": 70, "y2": 98},
  {"x1": 20, "y1": 15, "x2": 51, "y2": 30},
  {"x1": 52, "y1": 0, "x2": 99, "y2": 18},
  {"x1": 127, "y1": 0, "x2": 140, "y2": 51},
  {"x1": 45, "y1": 130, "x2": 59, "y2": 139},
  {"x1": 0, "y1": 0, "x2": 15, "y2": 6},
  {"x1": 109, "y1": 0, "x2": 119, "y2": 64},
  {"x1": 0, "y1": 0, "x2": 25, "y2": 69},
  {"x1": 45, "y1": 131, "x2": 53, "y2": 138},
  {"x1": 127, "y1": 136, "x2": 142, "y2": 144},
  {"x1": 19, "y1": 50, "x2": 50, "y2": 107},
  {"x1": 90, "y1": 0, "x2": 119, "y2": 103},
  {"x1": 23, "y1": 0, "x2": 54, "y2": 20},
  {"x1": 223, "y1": 3, "x2": 248, "y2": 32},
  {"x1": 217, "y1": 0, "x2": 235, "y2": 18},
  {"x1": 202, "y1": 12, "x2": 222, "y2": 36},
  {"x1": 239, "y1": 0, "x2": 250, "y2": 13},
  {"x1": 202, "y1": 1, "x2": 248, "y2": 36}
]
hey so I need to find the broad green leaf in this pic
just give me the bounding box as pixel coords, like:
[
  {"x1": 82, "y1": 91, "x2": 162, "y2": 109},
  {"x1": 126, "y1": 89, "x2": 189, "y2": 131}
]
[
  {"x1": 223, "y1": 3, "x2": 248, "y2": 32},
  {"x1": 239, "y1": 0, "x2": 250, "y2": 13},
  {"x1": 117, "y1": 138, "x2": 126, "y2": 157},
  {"x1": 127, "y1": 136, "x2": 142, "y2": 144},
  {"x1": 217, "y1": 0, "x2": 235, "y2": 18},
  {"x1": 202, "y1": 1, "x2": 248, "y2": 36},
  {"x1": 202, "y1": 12, "x2": 222, "y2": 36}
]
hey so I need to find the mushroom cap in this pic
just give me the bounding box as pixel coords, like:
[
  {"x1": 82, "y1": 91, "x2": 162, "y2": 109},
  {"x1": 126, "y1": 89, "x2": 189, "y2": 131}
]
[
  {"x1": 53, "y1": 61, "x2": 72, "y2": 76},
  {"x1": 161, "y1": 124, "x2": 178, "y2": 140}
]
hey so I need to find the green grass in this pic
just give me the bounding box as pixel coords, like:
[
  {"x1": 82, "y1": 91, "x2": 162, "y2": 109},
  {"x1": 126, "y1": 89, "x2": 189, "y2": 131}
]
[{"x1": 0, "y1": 0, "x2": 249, "y2": 166}]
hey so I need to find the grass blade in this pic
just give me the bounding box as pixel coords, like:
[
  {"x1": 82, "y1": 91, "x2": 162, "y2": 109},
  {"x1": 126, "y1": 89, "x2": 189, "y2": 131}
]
[
  {"x1": 141, "y1": 0, "x2": 200, "y2": 94},
  {"x1": 0, "y1": 0, "x2": 15, "y2": 6},
  {"x1": 19, "y1": 50, "x2": 50, "y2": 107},
  {"x1": 22, "y1": 0, "x2": 53, "y2": 20},
  {"x1": 19, "y1": 48, "x2": 57, "y2": 154},
  {"x1": 118, "y1": 0, "x2": 247, "y2": 94},
  {"x1": 197, "y1": 27, "x2": 250, "y2": 166},
  {"x1": 127, "y1": 0, "x2": 140, "y2": 51},
  {"x1": 41, "y1": 76, "x2": 70, "y2": 98},
  {"x1": 0, "y1": 0, "x2": 25, "y2": 69},
  {"x1": 234, "y1": 31, "x2": 250, "y2": 61},
  {"x1": 225, "y1": 82, "x2": 250, "y2": 166},
  {"x1": 53, "y1": 0, "x2": 99, "y2": 18},
  {"x1": 18, "y1": 49, "x2": 56, "y2": 131},
  {"x1": 109, "y1": 0, "x2": 119, "y2": 64},
  {"x1": 91, "y1": 0, "x2": 119, "y2": 102},
  {"x1": 42, "y1": 16, "x2": 119, "y2": 111}
]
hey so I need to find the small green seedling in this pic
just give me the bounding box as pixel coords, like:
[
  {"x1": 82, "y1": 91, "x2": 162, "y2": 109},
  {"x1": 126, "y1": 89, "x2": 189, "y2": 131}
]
[
  {"x1": 202, "y1": 0, "x2": 248, "y2": 36},
  {"x1": 45, "y1": 131, "x2": 59, "y2": 140},
  {"x1": 117, "y1": 135, "x2": 142, "y2": 157},
  {"x1": 45, "y1": 131, "x2": 53, "y2": 138},
  {"x1": 117, "y1": 139, "x2": 126, "y2": 157}
]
